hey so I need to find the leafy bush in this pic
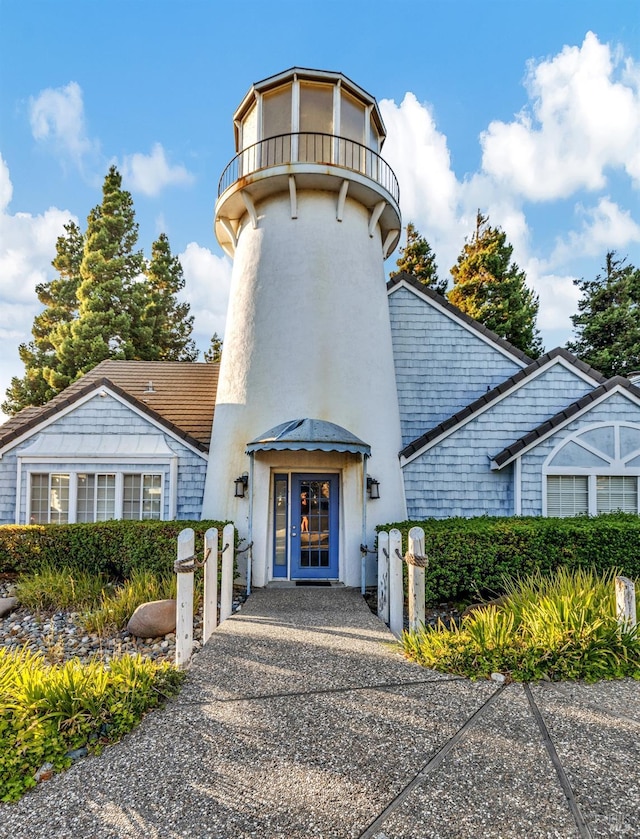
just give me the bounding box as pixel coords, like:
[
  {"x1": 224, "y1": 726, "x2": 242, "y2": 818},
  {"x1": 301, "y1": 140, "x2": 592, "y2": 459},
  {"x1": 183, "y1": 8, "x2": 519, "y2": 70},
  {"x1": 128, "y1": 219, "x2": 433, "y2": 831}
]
[
  {"x1": 0, "y1": 519, "x2": 229, "y2": 578},
  {"x1": 378, "y1": 513, "x2": 640, "y2": 604},
  {"x1": 401, "y1": 567, "x2": 640, "y2": 682},
  {"x1": 0, "y1": 647, "x2": 184, "y2": 802}
]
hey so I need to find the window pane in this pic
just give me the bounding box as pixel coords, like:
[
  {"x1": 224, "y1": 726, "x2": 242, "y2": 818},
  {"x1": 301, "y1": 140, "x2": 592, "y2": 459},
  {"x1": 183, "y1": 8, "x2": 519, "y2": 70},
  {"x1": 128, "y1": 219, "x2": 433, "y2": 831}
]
[
  {"x1": 547, "y1": 475, "x2": 588, "y2": 517},
  {"x1": 76, "y1": 474, "x2": 95, "y2": 523},
  {"x1": 274, "y1": 477, "x2": 287, "y2": 567},
  {"x1": 96, "y1": 474, "x2": 116, "y2": 521},
  {"x1": 50, "y1": 474, "x2": 69, "y2": 524},
  {"x1": 299, "y1": 83, "x2": 333, "y2": 134},
  {"x1": 263, "y1": 85, "x2": 291, "y2": 138},
  {"x1": 142, "y1": 474, "x2": 162, "y2": 520},
  {"x1": 341, "y1": 91, "x2": 364, "y2": 143},
  {"x1": 123, "y1": 474, "x2": 141, "y2": 520},
  {"x1": 30, "y1": 474, "x2": 49, "y2": 524},
  {"x1": 597, "y1": 476, "x2": 638, "y2": 513}
]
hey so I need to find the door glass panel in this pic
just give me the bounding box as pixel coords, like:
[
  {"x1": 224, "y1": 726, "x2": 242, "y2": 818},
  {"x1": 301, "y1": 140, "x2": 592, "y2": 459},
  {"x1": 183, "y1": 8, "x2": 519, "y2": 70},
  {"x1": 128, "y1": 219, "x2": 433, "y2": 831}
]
[
  {"x1": 274, "y1": 476, "x2": 288, "y2": 568},
  {"x1": 299, "y1": 480, "x2": 331, "y2": 568}
]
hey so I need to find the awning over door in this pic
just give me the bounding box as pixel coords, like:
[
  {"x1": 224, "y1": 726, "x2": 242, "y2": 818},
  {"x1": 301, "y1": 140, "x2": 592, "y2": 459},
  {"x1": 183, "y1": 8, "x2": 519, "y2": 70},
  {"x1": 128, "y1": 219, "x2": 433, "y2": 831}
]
[{"x1": 246, "y1": 418, "x2": 370, "y2": 456}]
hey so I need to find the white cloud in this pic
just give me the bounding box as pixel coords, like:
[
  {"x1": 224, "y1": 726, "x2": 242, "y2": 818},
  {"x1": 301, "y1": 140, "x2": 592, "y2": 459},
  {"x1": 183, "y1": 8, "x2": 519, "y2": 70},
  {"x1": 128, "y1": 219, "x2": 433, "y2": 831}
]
[
  {"x1": 29, "y1": 81, "x2": 98, "y2": 165},
  {"x1": 481, "y1": 32, "x2": 640, "y2": 200},
  {"x1": 550, "y1": 198, "x2": 640, "y2": 267},
  {"x1": 122, "y1": 143, "x2": 195, "y2": 197},
  {"x1": 178, "y1": 242, "x2": 232, "y2": 350},
  {"x1": 0, "y1": 155, "x2": 76, "y2": 419}
]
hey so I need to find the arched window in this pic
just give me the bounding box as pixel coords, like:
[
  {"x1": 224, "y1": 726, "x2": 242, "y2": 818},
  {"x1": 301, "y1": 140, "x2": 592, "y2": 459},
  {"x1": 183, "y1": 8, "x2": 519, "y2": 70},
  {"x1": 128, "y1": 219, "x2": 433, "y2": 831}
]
[{"x1": 543, "y1": 423, "x2": 640, "y2": 516}]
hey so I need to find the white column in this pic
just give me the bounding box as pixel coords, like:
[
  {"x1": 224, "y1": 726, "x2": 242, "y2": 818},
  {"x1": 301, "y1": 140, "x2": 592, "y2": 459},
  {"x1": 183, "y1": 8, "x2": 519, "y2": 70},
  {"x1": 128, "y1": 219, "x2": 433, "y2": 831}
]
[
  {"x1": 202, "y1": 527, "x2": 219, "y2": 644},
  {"x1": 175, "y1": 528, "x2": 195, "y2": 669},
  {"x1": 377, "y1": 530, "x2": 390, "y2": 626},
  {"x1": 407, "y1": 526, "x2": 426, "y2": 632},
  {"x1": 389, "y1": 528, "x2": 404, "y2": 638},
  {"x1": 219, "y1": 523, "x2": 235, "y2": 623}
]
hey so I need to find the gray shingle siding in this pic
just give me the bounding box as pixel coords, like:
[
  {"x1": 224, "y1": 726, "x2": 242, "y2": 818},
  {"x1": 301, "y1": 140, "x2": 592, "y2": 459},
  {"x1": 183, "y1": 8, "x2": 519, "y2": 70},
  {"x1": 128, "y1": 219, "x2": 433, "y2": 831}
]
[
  {"x1": 389, "y1": 286, "x2": 524, "y2": 446},
  {"x1": 403, "y1": 363, "x2": 597, "y2": 519},
  {"x1": 0, "y1": 394, "x2": 207, "y2": 524}
]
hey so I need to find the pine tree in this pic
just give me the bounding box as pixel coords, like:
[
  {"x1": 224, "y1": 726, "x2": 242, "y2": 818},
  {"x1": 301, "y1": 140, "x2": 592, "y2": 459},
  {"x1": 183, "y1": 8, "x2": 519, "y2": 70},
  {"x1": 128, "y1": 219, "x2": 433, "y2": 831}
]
[
  {"x1": 203, "y1": 332, "x2": 223, "y2": 363},
  {"x1": 136, "y1": 233, "x2": 198, "y2": 361},
  {"x1": 4, "y1": 166, "x2": 198, "y2": 414},
  {"x1": 2, "y1": 221, "x2": 84, "y2": 414},
  {"x1": 448, "y1": 211, "x2": 543, "y2": 358},
  {"x1": 390, "y1": 222, "x2": 447, "y2": 295},
  {"x1": 567, "y1": 252, "x2": 640, "y2": 378}
]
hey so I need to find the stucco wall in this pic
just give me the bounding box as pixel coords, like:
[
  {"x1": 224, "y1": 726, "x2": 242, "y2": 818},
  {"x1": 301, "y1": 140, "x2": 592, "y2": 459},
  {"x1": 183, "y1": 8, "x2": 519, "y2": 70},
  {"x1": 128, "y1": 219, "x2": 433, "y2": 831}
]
[
  {"x1": 388, "y1": 285, "x2": 525, "y2": 446},
  {"x1": 403, "y1": 362, "x2": 597, "y2": 519}
]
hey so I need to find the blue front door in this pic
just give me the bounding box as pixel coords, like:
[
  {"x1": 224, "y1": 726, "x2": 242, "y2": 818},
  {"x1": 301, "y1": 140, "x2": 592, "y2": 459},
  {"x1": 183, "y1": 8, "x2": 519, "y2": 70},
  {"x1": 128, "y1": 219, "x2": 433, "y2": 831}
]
[{"x1": 290, "y1": 474, "x2": 339, "y2": 579}]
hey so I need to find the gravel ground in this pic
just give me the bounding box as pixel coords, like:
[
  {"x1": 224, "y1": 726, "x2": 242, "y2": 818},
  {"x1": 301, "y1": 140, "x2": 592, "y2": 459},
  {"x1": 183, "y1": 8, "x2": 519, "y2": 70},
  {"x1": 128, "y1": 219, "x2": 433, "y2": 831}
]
[
  {"x1": 1, "y1": 586, "x2": 638, "y2": 839},
  {"x1": 0, "y1": 579, "x2": 244, "y2": 665}
]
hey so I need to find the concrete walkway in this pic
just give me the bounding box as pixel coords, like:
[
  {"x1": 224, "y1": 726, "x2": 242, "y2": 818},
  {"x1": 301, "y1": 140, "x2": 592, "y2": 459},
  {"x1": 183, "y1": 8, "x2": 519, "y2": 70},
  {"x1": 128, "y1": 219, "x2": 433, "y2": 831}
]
[{"x1": 1, "y1": 587, "x2": 638, "y2": 838}]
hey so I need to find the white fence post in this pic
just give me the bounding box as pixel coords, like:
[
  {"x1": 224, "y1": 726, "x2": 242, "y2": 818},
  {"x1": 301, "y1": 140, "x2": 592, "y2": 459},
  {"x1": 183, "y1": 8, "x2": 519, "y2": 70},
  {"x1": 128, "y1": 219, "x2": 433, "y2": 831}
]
[
  {"x1": 219, "y1": 523, "x2": 235, "y2": 623},
  {"x1": 615, "y1": 576, "x2": 637, "y2": 631},
  {"x1": 175, "y1": 528, "x2": 195, "y2": 669},
  {"x1": 389, "y1": 528, "x2": 404, "y2": 638},
  {"x1": 202, "y1": 527, "x2": 219, "y2": 645},
  {"x1": 377, "y1": 530, "x2": 390, "y2": 625},
  {"x1": 408, "y1": 526, "x2": 426, "y2": 633}
]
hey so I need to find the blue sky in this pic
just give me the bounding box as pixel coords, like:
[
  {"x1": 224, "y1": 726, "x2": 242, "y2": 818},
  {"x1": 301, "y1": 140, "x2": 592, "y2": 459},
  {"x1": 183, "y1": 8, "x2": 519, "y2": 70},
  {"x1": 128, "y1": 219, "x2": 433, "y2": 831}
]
[{"x1": 1, "y1": 0, "x2": 639, "y2": 420}]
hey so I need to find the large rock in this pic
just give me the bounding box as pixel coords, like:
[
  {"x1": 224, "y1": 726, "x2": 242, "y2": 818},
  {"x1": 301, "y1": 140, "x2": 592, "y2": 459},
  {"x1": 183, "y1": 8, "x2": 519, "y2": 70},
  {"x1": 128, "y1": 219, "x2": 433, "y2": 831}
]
[
  {"x1": 0, "y1": 596, "x2": 19, "y2": 619},
  {"x1": 127, "y1": 599, "x2": 176, "y2": 638}
]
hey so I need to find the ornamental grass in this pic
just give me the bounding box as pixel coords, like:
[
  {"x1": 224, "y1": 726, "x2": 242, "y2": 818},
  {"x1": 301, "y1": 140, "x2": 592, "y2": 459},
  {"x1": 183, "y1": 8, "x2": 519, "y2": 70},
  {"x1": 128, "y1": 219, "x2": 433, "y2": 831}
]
[
  {"x1": 402, "y1": 567, "x2": 640, "y2": 683},
  {"x1": 0, "y1": 647, "x2": 184, "y2": 802}
]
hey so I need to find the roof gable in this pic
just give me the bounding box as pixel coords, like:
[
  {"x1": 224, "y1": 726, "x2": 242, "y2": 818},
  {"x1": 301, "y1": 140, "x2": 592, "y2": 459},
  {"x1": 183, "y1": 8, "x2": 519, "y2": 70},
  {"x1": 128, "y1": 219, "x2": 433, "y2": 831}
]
[
  {"x1": 387, "y1": 272, "x2": 533, "y2": 367},
  {"x1": 491, "y1": 376, "x2": 640, "y2": 469},
  {"x1": 0, "y1": 361, "x2": 218, "y2": 455},
  {"x1": 400, "y1": 347, "x2": 607, "y2": 463}
]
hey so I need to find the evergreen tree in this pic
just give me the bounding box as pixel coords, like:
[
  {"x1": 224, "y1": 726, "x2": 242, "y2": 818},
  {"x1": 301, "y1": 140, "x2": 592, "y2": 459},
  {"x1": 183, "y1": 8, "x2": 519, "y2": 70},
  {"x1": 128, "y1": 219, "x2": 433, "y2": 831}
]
[
  {"x1": 4, "y1": 166, "x2": 198, "y2": 414},
  {"x1": 567, "y1": 252, "x2": 640, "y2": 378},
  {"x1": 2, "y1": 221, "x2": 84, "y2": 414},
  {"x1": 203, "y1": 332, "x2": 223, "y2": 363},
  {"x1": 448, "y1": 211, "x2": 543, "y2": 358},
  {"x1": 47, "y1": 166, "x2": 145, "y2": 391},
  {"x1": 136, "y1": 233, "x2": 198, "y2": 361},
  {"x1": 390, "y1": 222, "x2": 447, "y2": 295}
]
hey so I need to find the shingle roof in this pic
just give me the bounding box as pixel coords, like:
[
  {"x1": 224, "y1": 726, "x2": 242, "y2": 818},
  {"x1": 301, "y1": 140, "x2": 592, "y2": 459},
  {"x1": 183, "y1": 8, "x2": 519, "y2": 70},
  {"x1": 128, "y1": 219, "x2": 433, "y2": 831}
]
[
  {"x1": 399, "y1": 347, "x2": 608, "y2": 460},
  {"x1": 387, "y1": 272, "x2": 533, "y2": 365},
  {"x1": 0, "y1": 360, "x2": 219, "y2": 453},
  {"x1": 491, "y1": 375, "x2": 640, "y2": 468}
]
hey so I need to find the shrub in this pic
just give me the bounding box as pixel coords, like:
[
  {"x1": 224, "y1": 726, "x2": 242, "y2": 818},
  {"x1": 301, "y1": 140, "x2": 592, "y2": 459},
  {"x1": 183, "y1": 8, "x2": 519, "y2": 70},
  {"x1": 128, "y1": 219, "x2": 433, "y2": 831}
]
[
  {"x1": 0, "y1": 520, "x2": 229, "y2": 579},
  {"x1": 0, "y1": 647, "x2": 184, "y2": 802},
  {"x1": 378, "y1": 513, "x2": 640, "y2": 605},
  {"x1": 401, "y1": 567, "x2": 640, "y2": 682}
]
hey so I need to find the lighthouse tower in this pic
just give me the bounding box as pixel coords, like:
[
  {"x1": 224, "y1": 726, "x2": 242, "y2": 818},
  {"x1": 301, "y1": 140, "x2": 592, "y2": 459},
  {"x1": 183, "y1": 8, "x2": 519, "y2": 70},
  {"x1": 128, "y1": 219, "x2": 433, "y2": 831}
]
[{"x1": 202, "y1": 68, "x2": 407, "y2": 588}]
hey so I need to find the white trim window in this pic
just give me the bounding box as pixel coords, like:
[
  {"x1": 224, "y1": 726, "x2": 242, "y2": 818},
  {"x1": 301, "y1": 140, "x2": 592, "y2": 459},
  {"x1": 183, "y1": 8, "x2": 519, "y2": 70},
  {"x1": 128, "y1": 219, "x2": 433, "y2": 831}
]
[
  {"x1": 546, "y1": 475, "x2": 589, "y2": 518},
  {"x1": 123, "y1": 474, "x2": 162, "y2": 520},
  {"x1": 28, "y1": 472, "x2": 164, "y2": 524},
  {"x1": 546, "y1": 474, "x2": 639, "y2": 517}
]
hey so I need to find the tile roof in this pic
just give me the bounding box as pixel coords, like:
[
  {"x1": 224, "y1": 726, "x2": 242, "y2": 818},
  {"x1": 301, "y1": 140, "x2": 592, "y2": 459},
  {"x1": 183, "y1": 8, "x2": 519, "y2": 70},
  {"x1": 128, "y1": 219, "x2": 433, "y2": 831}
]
[
  {"x1": 399, "y1": 347, "x2": 608, "y2": 460},
  {"x1": 491, "y1": 375, "x2": 640, "y2": 468},
  {"x1": 387, "y1": 272, "x2": 533, "y2": 365},
  {"x1": 0, "y1": 360, "x2": 219, "y2": 453}
]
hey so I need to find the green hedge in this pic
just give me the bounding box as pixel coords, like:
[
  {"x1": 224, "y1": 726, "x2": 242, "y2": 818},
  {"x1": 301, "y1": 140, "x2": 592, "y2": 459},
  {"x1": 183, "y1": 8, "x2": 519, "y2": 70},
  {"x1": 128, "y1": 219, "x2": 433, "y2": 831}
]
[
  {"x1": 377, "y1": 514, "x2": 640, "y2": 605},
  {"x1": 0, "y1": 520, "x2": 231, "y2": 579}
]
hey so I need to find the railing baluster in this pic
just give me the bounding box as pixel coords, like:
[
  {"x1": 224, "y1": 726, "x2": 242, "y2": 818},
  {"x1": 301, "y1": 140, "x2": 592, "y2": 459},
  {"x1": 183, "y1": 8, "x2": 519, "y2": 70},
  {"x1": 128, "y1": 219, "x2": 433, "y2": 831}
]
[{"x1": 218, "y1": 132, "x2": 399, "y2": 205}]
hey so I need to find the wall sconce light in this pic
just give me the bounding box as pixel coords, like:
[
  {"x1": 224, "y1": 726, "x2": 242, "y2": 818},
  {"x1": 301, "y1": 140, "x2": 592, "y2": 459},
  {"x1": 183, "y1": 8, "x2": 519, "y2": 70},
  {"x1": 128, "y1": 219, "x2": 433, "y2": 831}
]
[
  {"x1": 234, "y1": 473, "x2": 249, "y2": 498},
  {"x1": 367, "y1": 476, "x2": 380, "y2": 500}
]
